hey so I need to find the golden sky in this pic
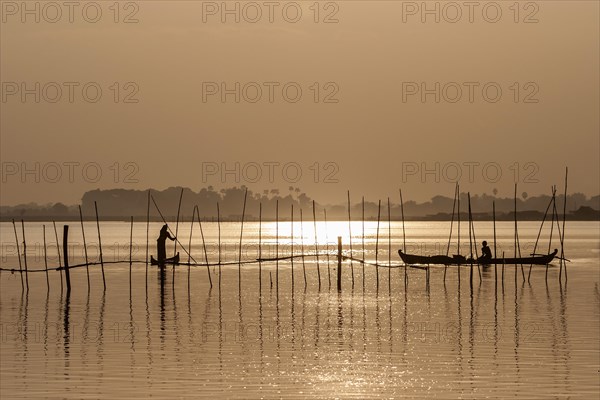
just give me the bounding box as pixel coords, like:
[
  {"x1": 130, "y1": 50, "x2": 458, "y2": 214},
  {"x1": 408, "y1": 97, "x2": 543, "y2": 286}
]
[{"x1": 1, "y1": 1, "x2": 598, "y2": 205}]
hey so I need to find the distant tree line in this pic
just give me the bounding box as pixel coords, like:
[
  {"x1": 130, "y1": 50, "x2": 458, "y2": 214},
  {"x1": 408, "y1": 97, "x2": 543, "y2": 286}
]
[{"x1": 1, "y1": 186, "x2": 599, "y2": 221}]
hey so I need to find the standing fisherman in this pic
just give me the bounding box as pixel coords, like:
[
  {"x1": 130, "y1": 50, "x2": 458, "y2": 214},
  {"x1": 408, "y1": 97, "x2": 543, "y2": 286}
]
[{"x1": 157, "y1": 224, "x2": 176, "y2": 263}]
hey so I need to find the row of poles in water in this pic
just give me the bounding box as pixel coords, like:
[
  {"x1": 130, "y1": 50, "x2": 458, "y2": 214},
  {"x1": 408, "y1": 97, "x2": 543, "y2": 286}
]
[{"x1": 4, "y1": 169, "x2": 568, "y2": 294}]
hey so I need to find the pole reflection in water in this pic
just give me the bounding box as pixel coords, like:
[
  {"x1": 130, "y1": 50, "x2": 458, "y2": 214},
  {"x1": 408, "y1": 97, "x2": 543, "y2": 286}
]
[{"x1": 0, "y1": 247, "x2": 591, "y2": 398}]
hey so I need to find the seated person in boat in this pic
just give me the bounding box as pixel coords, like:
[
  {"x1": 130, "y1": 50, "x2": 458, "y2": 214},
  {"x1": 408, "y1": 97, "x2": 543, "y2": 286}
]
[
  {"x1": 478, "y1": 240, "x2": 492, "y2": 263},
  {"x1": 157, "y1": 224, "x2": 176, "y2": 263}
]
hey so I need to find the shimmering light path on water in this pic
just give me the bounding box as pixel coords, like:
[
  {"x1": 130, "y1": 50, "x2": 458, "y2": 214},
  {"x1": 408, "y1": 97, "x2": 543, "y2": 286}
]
[{"x1": 1, "y1": 221, "x2": 598, "y2": 398}]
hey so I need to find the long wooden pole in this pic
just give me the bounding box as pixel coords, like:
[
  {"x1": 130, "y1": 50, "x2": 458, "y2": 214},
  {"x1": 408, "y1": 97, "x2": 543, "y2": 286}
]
[
  {"x1": 447, "y1": 184, "x2": 458, "y2": 256},
  {"x1": 258, "y1": 202, "x2": 262, "y2": 290},
  {"x1": 291, "y1": 204, "x2": 295, "y2": 287},
  {"x1": 217, "y1": 202, "x2": 221, "y2": 287},
  {"x1": 399, "y1": 190, "x2": 406, "y2": 251},
  {"x1": 312, "y1": 200, "x2": 321, "y2": 289},
  {"x1": 43, "y1": 225, "x2": 49, "y2": 290},
  {"x1": 399, "y1": 190, "x2": 407, "y2": 284},
  {"x1": 173, "y1": 188, "x2": 184, "y2": 257},
  {"x1": 94, "y1": 201, "x2": 106, "y2": 290},
  {"x1": 129, "y1": 216, "x2": 134, "y2": 273},
  {"x1": 12, "y1": 219, "x2": 23, "y2": 290},
  {"x1": 529, "y1": 188, "x2": 555, "y2": 281},
  {"x1": 347, "y1": 191, "x2": 354, "y2": 286},
  {"x1": 337, "y1": 236, "x2": 342, "y2": 291},
  {"x1": 195, "y1": 205, "x2": 212, "y2": 287},
  {"x1": 53, "y1": 221, "x2": 63, "y2": 292},
  {"x1": 387, "y1": 197, "x2": 391, "y2": 286},
  {"x1": 361, "y1": 196, "x2": 365, "y2": 284},
  {"x1": 324, "y1": 209, "x2": 331, "y2": 289},
  {"x1": 493, "y1": 201, "x2": 497, "y2": 285},
  {"x1": 79, "y1": 205, "x2": 90, "y2": 288},
  {"x1": 467, "y1": 193, "x2": 473, "y2": 289},
  {"x1": 560, "y1": 167, "x2": 568, "y2": 281},
  {"x1": 300, "y1": 208, "x2": 307, "y2": 288},
  {"x1": 239, "y1": 189, "x2": 248, "y2": 284},
  {"x1": 188, "y1": 207, "x2": 195, "y2": 286},
  {"x1": 468, "y1": 195, "x2": 481, "y2": 280},
  {"x1": 276, "y1": 199, "x2": 279, "y2": 288},
  {"x1": 514, "y1": 184, "x2": 525, "y2": 282},
  {"x1": 63, "y1": 225, "x2": 71, "y2": 293},
  {"x1": 146, "y1": 190, "x2": 150, "y2": 275},
  {"x1": 20, "y1": 220, "x2": 29, "y2": 291},
  {"x1": 375, "y1": 199, "x2": 381, "y2": 291},
  {"x1": 445, "y1": 185, "x2": 458, "y2": 283}
]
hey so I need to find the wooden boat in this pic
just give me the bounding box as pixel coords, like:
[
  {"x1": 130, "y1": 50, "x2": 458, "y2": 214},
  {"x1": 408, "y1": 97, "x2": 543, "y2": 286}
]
[
  {"x1": 150, "y1": 252, "x2": 180, "y2": 266},
  {"x1": 398, "y1": 249, "x2": 558, "y2": 266}
]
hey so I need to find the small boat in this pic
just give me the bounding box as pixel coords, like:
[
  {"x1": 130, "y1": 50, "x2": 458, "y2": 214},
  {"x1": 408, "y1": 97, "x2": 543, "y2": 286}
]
[
  {"x1": 398, "y1": 249, "x2": 558, "y2": 266},
  {"x1": 150, "y1": 252, "x2": 180, "y2": 266}
]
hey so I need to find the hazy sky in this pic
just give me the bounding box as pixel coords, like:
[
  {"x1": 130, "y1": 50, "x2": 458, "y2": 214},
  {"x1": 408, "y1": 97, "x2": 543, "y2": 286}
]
[{"x1": 1, "y1": 1, "x2": 598, "y2": 205}]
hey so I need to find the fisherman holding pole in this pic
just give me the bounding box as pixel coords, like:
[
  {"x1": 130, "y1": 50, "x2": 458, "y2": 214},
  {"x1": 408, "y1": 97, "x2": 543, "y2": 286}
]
[{"x1": 157, "y1": 224, "x2": 176, "y2": 264}]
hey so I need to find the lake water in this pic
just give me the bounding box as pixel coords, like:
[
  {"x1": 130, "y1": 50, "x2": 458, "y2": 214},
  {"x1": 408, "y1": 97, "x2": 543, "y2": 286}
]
[{"x1": 1, "y1": 221, "x2": 599, "y2": 398}]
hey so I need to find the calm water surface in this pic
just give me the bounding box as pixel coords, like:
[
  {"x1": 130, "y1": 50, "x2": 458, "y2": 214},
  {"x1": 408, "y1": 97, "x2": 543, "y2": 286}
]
[{"x1": 1, "y1": 221, "x2": 598, "y2": 398}]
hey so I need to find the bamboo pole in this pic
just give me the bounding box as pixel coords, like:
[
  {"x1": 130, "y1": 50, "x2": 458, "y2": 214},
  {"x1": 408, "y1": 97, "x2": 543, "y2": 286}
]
[
  {"x1": 375, "y1": 199, "x2": 381, "y2": 291},
  {"x1": 79, "y1": 205, "x2": 90, "y2": 288},
  {"x1": 276, "y1": 199, "x2": 279, "y2": 288},
  {"x1": 387, "y1": 197, "x2": 391, "y2": 287},
  {"x1": 43, "y1": 225, "x2": 49, "y2": 291},
  {"x1": 447, "y1": 184, "x2": 458, "y2": 256},
  {"x1": 312, "y1": 200, "x2": 321, "y2": 289},
  {"x1": 514, "y1": 185, "x2": 518, "y2": 285},
  {"x1": 529, "y1": 188, "x2": 555, "y2": 281},
  {"x1": 94, "y1": 202, "x2": 106, "y2": 290},
  {"x1": 146, "y1": 190, "x2": 150, "y2": 276},
  {"x1": 195, "y1": 205, "x2": 212, "y2": 288},
  {"x1": 467, "y1": 194, "x2": 481, "y2": 281},
  {"x1": 300, "y1": 208, "x2": 307, "y2": 288},
  {"x1": 63, "y1": 225, "x2": 71, "y2": 293},
  {"x1": 548, "y1": 190, "x2": 556, "y2": 281},
  {"x1": 258, "y1": 202, "x2": 262, "y2": 290},
  {"x1": 456, "y1": 183, "x2": 460, "y2": 285},
  {"x1": 20, "y1": 220, "x2": 29, "y2": 291},
  {"x1": 445, "y1": 185, "x2": 458, "y2": 283},
  {"x1": 53, "y1": 221, "x2": 63, "y2": 292},
  {"x1": 129, "y1": 216, "x2": 134, "y2": 276},
  {"x1": 324, "y1": 209, "x2": 331, "y2": 289},
  {"x1": 239, "y1": 189, "x2": 248, "y2": 285},
  {"x1": 12, "y1": 219, "x2": 23, "y2": 290},
  {"x1": 347, "y1": 191, "x2": 354, "y2": 287},
  {"x1": 399, "y1": 190, "x2": 407, "y2": 284},
  {"x1": 217, "y1": 202, "x2": 221, "y2": 287},
  {"x1": 173, "y1": 188, "x2": 184, "y2": 256},
  {"x1": 493, "y1": 200, "x2": 497, "y2": 285},
  {"x1": 467, "y1": 193, "x2": 473, "y2": 289},
  {"x1": 514, "y1": 184, "x2": 525, "y2": 282},
  {"x1": 337, "y1": 236, "x2": 342, "y2": 291},
  {"x1": 560, "y1": 167, "x2": 568, "y2": 281},
  {"x1": 188, "y1": 207, "x2": 195, "y2": 286},
  {"x1": 361, "y1": 196, "x2": 365, "y2": 284},
  {"x1": 291, "y1": 204, "x2": 294, "y2": 287}
]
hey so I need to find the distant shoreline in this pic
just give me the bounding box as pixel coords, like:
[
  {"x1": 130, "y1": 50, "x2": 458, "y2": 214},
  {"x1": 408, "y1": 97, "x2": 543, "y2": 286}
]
[{"x1": 1, "y1": 214, "x2": 598, "y2": 222}]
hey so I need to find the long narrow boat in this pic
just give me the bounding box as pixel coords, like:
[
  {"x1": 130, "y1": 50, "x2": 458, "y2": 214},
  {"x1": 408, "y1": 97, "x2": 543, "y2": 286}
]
[
  {"x1": 398, "y1": 249, "x2": 558, "y2": 266},
  {"x1": 150, "y1": 252, "x2": 180, "y2": 266}
]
